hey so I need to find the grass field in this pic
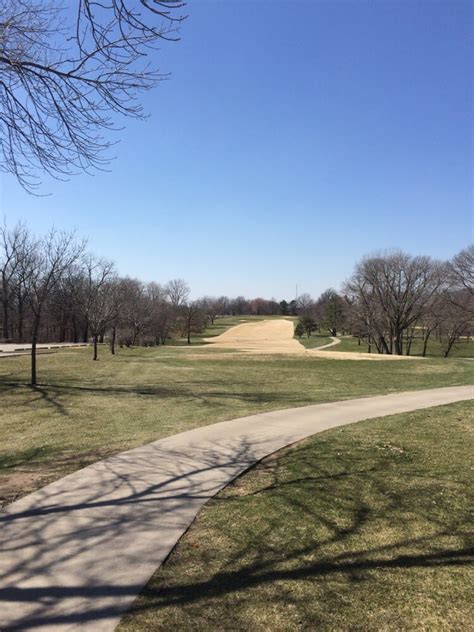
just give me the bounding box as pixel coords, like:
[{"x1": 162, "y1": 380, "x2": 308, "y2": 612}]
[
  {"x1": 119, "y1": 401, "x2": 474, "y2": 631},
  {"x1": 321, "y1": 334, "x2": 474, "y2": 358},
  {"x1": 296, "y1": 333, "x2": 334, "y2": 349},
  {"x1": 1, "y1": 342, "x2": 473, "y2": 506}
]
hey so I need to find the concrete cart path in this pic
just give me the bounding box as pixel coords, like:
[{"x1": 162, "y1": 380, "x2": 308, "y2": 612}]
[
  {"x1": 0, "y1": 343, "x2": 89, "y2": 358},
  {"x1": 312, "y1": 336, "x2": 341, "y2": 350},
  {"x1": 1, "y1": 385, "x2": 473, "y2": 632}
]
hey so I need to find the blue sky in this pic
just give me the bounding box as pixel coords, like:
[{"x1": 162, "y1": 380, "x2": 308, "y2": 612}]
[{"x1": 1, "y1": 0, "x2": 472, "y2": 299}]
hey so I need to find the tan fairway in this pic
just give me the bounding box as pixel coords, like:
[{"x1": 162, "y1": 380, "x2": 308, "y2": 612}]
[
  {"x1": 204, "y1": 319, "x2": 423, "y2": 360},
  {"x1": 205, "y1": 319, "x2": 305, "y2": 354}
]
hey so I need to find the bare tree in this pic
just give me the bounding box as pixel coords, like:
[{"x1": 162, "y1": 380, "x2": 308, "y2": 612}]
[
  {"x1": 166, "y1": 278, "x2": 190, "y2": 309},
  {"x1": 345, "y1": 251, "x2": 443, "y2": 355},
  {"x1": 108, "y1": 278, "x2": 126, "y2": 355},
  {"x1": 438, "y1": 293, "x2": 472, "y2": 357},
  {"x1": 296, "y1": 293, "x2": 313, "y2": 314},
  {"x1": 0, "y1": 0, "x2": 186, "y2": 191},
  {"x1": 450, "y1": 245, "x2": 474, "y2": 293},
  {"x1": 418, "y1": 294, "x2": 446, "y2": 357},
  {"x1": 145, "y1": 281, "x2": 170, "y2": 345},
  {"x1": 448, "y1": 245, "x2": 474, "y2": 314},
  {"x1": 0, "y1": 221, "x2": 30, "y2": 340},
  {"x1": 249, "y1": 297, "x2": 268, "y2": 316},
  {"x1": 23, "y1": 230, "x2": 84, "y2": 384},
  {"x1": 119, "y1": 278, "x2": 151, "y2": 346},
  {"x1": 180, "y1": 301, "x2": 206, "y2": 344},
  {"x1": 200, "y1": 296, "x2": 228, "y2": 325},
  {"x1": 73, "y1": 256, "x2": 116, "y2": 360},
  {"x1": 229, "y1": 296, "x2": 249, "y2": 316}
]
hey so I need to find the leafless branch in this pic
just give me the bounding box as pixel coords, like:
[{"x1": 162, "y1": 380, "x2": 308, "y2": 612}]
[{"x1": 0, "y1": 0, "x2": 186, "y2": 191}]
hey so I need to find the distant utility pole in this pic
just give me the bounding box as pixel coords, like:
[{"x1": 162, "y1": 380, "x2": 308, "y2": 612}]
[{"x1": 295, "y1": 284, "x2": 298, "y2": 300}]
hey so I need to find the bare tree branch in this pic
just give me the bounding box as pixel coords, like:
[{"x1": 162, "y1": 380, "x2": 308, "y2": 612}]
[{"x1": 0, "y1": 0, "x2": 186, "y2": 191}]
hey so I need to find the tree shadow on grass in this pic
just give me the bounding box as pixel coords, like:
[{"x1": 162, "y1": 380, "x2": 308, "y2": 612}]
[
  {"x1": 0, "y1": 432, "x2": 472, "y2": 631},
  {"x1": 118, "y1": 444, "x2": 473, "y2": 628},
  {"x1": 0, "y1": 377, "x2": 320, "y2": 412}
]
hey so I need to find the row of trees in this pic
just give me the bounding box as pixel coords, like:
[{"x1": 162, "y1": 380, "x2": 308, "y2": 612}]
[
  {"x1": 1, "y1": 221, "x2": 472, "y2": 385},
  {"x1": 0, "y1": 222, "x2": 300, "y2": 384},
  {"x1": 294, "y1": 248, "x2": 473, "y2": 357}
]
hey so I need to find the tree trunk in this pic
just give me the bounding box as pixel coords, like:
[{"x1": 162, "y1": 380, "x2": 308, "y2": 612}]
[
  {"x1": 31, "y1": 325, "x2": 39, "y2": 385},
  {"x1": 406, "y1": 329, "x2": 415, "y2": 356},
  {"x1": 2, "y1": 301, "x2": 9, "y2": 340},
  {"x1": 187, "y1": 325, "x2": 191, "y2": 344},
  {"x1": 72, "y1": 315, "x2": 78, "y2": 343},
  {"x1": 394, "y1": 332, "x2": 403, "y2": 355},
  {"x1": 110, "y1": 326, "x2": 116, "y2": 355},
  {"x1": 93, "y1": 334, "x2": 99, "y2": 360},
  {"x1": 17, "y1": 296, "x2": 24, "y2": 343},
  {"x1": 59, "y1": 319, "x2": 66, "y2": 343},
  {"x1": 422, "y1": 330, "x2": 432, "y2": 357},
  {"x1": 444, "y1": 336, "x2": 457, "y2": 358},
  {"x1": 380, "y1": 336, "x2": 391, "y2": 355}
]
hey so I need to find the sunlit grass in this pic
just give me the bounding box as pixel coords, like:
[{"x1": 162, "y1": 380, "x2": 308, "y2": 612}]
[
  {"x1": 1, "y1": 343, "x2": 472, "y2": 505},
  {"x1": 330, "y1": 334, "x2": 474, "y2": 358},
  {"x1": 119, "y1": 402, "x2": 474, "y2": 631}
]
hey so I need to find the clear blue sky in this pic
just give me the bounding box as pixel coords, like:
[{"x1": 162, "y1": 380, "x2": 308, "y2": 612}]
[{"x1": 1, "y1": 0, "x2": 472, "y2": 299}]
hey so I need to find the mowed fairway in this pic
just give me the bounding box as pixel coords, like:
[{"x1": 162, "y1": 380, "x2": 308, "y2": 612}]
[{"x1": 1, "y1": 329, "x2": 473, "y2": 505}]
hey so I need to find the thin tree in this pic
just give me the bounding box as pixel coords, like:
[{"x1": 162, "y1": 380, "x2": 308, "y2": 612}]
[
  {"x1": 23, "y1": 230, "x2": 84, "y2": 384},
  {"x1": 180, "y1": 301, "x2": 206, "y2": 344},
  {"x1": 0, "y1": 221, "x2": 30, "y2": 340},
  {"x1": 73, "y1": 257, "x2": 116, "y2": 360}
]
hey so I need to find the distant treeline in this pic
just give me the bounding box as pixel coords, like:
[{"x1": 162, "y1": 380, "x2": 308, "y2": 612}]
[{"x1": 1, "y1": 220, "x2": 472, "y2": 383}]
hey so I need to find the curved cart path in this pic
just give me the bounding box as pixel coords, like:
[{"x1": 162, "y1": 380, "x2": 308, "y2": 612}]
[
  {"x1": 312, "y1": 336, "x2": 341, "y2": 350},
  {"x1": 1, "y1": 386, "x2": 473, "y2": 631}
]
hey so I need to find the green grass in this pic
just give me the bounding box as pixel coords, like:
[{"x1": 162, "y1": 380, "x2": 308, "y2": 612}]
[
  {"x1": 329, "y1": 335, "x2": 474, "y2": 358},
  {"x1": 119, "y1": 401, "x2": 474, "y2": 631},
  {"x1": 1, "y1": 343, "x2": 472, "y2": 505},
  {"x1": 296, "y1": 333, "x2": 333, "y2": 349}
]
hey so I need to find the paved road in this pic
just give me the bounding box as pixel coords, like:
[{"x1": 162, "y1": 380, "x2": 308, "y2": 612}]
[
  {"x1": 0, "y1": 343, "x2": 89, "y2": 356},
  {"x1": 1, "y1": 386, "x2": 472, "y2": 631}
]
